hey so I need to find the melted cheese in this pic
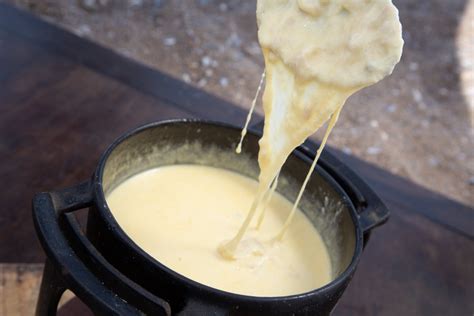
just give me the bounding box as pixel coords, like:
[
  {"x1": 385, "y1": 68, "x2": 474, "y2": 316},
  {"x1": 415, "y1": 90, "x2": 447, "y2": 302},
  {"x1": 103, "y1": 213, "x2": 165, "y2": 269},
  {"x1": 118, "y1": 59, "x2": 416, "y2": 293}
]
[
  {"x1": 107, "y1": 0, "x2": 403, "y2": 296},
  {"x1": 107, "y1": 165, "x2": 332, "y2": 296},
  {"x1": 221, "y1": 0, "x2": 403, "y2": 257}
]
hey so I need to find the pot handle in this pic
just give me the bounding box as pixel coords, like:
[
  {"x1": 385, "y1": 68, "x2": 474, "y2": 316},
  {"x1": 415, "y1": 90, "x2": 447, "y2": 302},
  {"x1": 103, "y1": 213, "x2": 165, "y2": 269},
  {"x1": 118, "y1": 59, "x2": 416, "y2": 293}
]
[{"x1": 33, "y1": 181, "x2": 171, "y2": 315}]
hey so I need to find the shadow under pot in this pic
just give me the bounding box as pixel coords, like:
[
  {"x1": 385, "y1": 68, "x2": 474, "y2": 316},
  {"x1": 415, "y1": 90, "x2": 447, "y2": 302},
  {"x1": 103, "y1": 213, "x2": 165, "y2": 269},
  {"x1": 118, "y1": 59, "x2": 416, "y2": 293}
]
[{"x1": 33, "y1": 119, "x2": 389, "y2": 316}]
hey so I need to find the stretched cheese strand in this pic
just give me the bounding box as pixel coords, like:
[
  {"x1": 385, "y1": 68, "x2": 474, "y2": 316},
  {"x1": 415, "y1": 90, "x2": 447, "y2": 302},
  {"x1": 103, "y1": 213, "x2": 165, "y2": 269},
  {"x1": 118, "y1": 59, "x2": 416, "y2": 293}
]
[
  {"x1": 277, "y1": 105, "x2": 342, "y2": 240},
  {"x1": 236, "y1": 71, "x2": 266, "y2": 154},
  {"x1": 256, "y1": 173, "x2": 279, "y2": 229}
]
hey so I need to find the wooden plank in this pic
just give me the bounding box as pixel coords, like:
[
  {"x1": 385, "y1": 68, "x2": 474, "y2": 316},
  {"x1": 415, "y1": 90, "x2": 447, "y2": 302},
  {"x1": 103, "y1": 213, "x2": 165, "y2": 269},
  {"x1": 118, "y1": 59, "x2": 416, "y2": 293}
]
[
  {"x1": 0, "y1": 28, "x2": 45, "y2": 83},
  {"x1": 335, "y1": 204, "x2": 474, "y2": 315},
  {"x1": 0, "y1": 264, "x2": 43, "y2": 316},
  {"x1": 0, "y1": 264, "x2": 75, "y2": 316}
]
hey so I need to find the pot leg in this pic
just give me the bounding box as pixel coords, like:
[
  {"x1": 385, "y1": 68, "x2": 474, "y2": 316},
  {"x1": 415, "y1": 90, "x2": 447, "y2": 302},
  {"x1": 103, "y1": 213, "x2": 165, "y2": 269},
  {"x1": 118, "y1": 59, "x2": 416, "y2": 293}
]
[{"x1": 36, "y1": 259, "x2": 66, "y2": 316}]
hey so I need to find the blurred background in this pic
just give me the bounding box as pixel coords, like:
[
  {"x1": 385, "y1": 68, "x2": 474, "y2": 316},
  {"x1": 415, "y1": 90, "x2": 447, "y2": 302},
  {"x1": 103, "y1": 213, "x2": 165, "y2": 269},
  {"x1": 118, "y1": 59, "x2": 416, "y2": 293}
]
[{"x1": 3, "y1": 0, "x2": 472, "y2": 205}]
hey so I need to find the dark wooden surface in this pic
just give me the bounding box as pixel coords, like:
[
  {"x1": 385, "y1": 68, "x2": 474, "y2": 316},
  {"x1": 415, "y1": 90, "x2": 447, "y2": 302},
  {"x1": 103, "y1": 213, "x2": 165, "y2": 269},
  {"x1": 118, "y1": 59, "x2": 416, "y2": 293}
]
[{"x1": 0, "y1": 4, "x2": 472, "y2": 315}]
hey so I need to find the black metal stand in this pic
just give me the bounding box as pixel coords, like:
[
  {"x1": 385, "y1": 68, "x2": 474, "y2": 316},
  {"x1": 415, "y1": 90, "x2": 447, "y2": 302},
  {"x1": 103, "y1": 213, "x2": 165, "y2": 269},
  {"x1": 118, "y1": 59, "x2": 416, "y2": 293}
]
[{"x1": 36, "y1": 260, "x2": 67, "y2": 316}]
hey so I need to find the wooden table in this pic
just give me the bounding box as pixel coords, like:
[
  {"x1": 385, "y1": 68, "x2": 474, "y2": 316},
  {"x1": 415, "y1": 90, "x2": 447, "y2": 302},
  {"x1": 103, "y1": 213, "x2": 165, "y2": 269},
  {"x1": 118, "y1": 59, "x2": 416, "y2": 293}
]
[{"x1": 0, "y1": 4, "x2": 472, "y2": 315}]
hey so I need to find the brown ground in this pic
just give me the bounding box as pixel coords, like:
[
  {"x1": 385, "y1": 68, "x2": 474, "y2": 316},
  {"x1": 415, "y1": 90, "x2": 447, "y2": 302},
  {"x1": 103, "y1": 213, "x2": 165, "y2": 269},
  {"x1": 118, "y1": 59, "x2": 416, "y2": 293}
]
[{"x1": 3, "y1": 0, "x2": 473, "y2": 205}]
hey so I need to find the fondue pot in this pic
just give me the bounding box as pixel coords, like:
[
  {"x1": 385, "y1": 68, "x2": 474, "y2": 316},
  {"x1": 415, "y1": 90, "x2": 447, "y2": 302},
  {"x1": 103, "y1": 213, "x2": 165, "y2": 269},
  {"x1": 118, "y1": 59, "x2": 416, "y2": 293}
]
[{"x1": 33, "y1": 120, "x2": 389, "y2": 316}]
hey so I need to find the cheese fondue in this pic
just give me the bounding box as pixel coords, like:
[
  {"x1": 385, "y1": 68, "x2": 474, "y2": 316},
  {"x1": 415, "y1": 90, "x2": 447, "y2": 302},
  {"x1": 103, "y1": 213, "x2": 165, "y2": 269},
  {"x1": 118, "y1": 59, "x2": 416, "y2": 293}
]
[
  {"x1": 107, "y1": 0, "x2": 403, "y2": 297},
  {"x1": 107, "y1": 165, "x2": 332, "y2": 296},
  {"x1": 220, "y1": 0, "x2": 403, "y2": 257}
]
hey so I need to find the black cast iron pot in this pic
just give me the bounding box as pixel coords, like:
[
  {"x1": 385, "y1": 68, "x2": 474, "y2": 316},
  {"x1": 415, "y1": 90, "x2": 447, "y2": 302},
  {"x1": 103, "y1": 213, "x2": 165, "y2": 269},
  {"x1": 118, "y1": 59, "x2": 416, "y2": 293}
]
[{"x1": 33, "y1": 120, "x2": 389, "y2": 316}]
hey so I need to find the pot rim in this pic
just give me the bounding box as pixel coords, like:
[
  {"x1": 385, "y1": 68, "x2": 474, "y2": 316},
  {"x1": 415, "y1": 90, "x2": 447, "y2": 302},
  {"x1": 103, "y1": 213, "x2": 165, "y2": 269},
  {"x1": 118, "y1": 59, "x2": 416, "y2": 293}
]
[{"x1": 92, "y1": 119, "x2": 364, "y2": 303}]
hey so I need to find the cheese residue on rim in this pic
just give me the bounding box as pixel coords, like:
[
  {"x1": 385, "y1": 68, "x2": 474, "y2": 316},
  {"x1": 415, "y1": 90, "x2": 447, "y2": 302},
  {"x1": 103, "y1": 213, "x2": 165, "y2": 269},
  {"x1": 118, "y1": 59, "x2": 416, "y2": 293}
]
[{"x1": 220, "y1": 0, "x2": 403, "y2": 258}]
